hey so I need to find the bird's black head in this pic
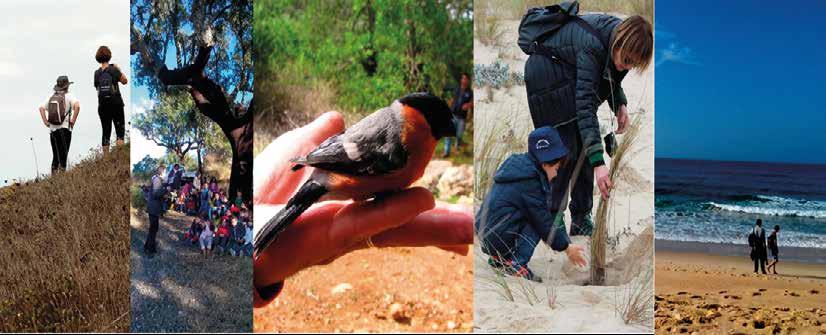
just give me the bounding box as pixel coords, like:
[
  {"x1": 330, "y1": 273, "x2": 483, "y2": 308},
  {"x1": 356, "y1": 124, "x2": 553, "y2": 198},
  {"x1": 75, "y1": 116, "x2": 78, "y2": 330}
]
[{"x1": 398, "y1": 92, "x2": 456, "y2": 140}]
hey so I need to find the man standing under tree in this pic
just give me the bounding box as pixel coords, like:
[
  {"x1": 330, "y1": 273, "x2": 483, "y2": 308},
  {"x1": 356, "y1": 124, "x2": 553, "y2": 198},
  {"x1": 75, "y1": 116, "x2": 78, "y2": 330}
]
[
  {"x1": 145, "y1": 164, "x2": 167, "y2": 256},
  {"x1": 39, "y1": 76, "x2": 80, "y2": 173}
]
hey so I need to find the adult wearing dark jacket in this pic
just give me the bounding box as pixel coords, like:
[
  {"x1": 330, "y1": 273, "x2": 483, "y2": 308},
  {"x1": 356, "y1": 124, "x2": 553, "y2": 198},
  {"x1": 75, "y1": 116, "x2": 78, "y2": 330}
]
[
  {"x1": 751, "y1": 219, "x2": 768, "y2": 274},
  {"x1": 524, "y1": 3, "x2": 652, "y2": 236},
  {"x1": 476, "y1": 126, "x2": 587, "y2": 282},
  {"x1": 93, "y1": 46, "x2": 128, "y2": 153},
  {"x1": 145, "y1": 165, "x2": 167, "y2": 256}
]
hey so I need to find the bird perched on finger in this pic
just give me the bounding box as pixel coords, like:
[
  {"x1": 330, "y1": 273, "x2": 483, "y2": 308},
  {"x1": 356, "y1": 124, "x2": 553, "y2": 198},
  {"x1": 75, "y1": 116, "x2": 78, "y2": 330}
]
[{"x1": 254, "y1": 92, "x2": 456, "y2": 257}]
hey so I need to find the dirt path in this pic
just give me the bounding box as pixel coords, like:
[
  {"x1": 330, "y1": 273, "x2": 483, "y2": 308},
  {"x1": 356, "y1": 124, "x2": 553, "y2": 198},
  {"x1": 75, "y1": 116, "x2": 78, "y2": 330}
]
[
  {"x1": 253, "y1": 247, "x2": 473, "y2": 333},
  {"x1": 130, "y1": 209, "x2": 252, "y2": 332}
]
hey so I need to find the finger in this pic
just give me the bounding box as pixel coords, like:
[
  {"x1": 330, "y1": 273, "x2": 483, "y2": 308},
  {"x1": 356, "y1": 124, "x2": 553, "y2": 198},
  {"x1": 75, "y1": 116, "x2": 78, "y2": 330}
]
[
  {"x1": 352, "y1": 204, "x2": 473, "y2": 251},
  {"x1": 598, "y1": 179, "x2": 609, "y2": 200},
  {"x1": 254, "y1": 112, "x2": 345, "y2": 205},
  {"x1": 330, "y1": 187, "x2": 436, "y2": 249}
]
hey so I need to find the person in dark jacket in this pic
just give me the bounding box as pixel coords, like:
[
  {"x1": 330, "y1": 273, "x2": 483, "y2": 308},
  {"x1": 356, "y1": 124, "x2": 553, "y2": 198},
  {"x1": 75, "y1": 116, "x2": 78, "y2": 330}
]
[
  {"x1": 767, "y1": 224, "x2": 780, "y2": 274},
  {"x1": 93, "y1": 45, "x2": 128, "y2": 153},
  {"x1": 145, "y1": 164, "x2": 167, "y2": 256},
  {"x1": 443, "y1": 72, "x2": 473, "y2": 157},
  {"x1": 751, "y1": 219, "x2": 768, "y2": 274},
  {"x1": 524, "y1": 6, "x2": 653, "y2": 236},
  {"x1": 476, "y1": 126, "x2": 587, "y2": 282}
]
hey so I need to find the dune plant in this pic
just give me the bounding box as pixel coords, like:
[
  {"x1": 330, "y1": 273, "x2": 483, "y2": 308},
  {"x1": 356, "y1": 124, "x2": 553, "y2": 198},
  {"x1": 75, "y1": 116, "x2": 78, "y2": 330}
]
[
  {"x1": 591, "y1": 113, "x2": 643, "y2": 285},
  {"x1": 615, "y1": 266, "x2": 653, "y2": 326}
]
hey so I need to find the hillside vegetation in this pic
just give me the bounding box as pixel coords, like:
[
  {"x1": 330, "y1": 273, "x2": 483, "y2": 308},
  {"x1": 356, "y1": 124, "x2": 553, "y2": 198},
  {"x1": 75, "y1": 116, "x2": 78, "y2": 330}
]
[{"x1": 0, "y1": 145, "x2": 130, "y2": 332}]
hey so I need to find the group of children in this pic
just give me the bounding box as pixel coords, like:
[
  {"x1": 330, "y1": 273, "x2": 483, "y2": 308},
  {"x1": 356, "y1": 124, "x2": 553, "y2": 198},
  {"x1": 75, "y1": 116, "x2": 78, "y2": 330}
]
[
  {"x1": 167, "y1": 174, "x2": 254, "y2": 259},
  {"x1": 186, "y1": 210, "x2": 253, "y2": 259}
]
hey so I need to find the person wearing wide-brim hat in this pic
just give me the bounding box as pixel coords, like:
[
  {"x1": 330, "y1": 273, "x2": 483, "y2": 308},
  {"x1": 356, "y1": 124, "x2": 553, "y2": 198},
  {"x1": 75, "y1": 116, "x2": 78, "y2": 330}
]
[
  {"x1": 38, "y1": 75, "x2": 81, "y2": 173},
  {"x1": 475, "y1": 126, "x2": 588, "y2": 283}
]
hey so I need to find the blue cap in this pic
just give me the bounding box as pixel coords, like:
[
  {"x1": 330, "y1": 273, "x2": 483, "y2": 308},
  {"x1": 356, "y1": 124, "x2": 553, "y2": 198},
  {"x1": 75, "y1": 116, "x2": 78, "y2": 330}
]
[{"x1": 528, "y1": 126, "x2": 569, "y2": 163}]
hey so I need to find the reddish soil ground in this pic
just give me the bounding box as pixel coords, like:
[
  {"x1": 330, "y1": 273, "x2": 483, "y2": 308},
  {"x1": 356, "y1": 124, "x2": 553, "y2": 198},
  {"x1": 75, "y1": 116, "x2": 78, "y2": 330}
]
[{"x1": 254, "y1": 246, "x2": 473, "y2": 333}]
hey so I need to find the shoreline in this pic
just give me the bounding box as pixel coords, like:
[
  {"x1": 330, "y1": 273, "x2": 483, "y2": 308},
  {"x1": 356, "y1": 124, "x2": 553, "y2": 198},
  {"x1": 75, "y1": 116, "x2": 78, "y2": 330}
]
[{"x1": 656, "y1": 239, "x2": 826, "y2": 264}]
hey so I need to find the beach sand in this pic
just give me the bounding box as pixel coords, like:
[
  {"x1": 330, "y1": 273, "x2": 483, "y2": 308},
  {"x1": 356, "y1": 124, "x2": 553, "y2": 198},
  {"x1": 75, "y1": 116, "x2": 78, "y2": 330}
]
[
  {"x1": 473, "y1": 15, "x2": 654, "y2": 333},
  {"x1": 655, "y1": 244, "x2": 826, "y2": 334}
]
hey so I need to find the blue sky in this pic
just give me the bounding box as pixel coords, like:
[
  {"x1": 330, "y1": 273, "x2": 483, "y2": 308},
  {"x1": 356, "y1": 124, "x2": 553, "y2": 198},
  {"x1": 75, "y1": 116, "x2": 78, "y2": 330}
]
[{"x1": 655, "y1": 0, "x2": 826, "y2": 164}]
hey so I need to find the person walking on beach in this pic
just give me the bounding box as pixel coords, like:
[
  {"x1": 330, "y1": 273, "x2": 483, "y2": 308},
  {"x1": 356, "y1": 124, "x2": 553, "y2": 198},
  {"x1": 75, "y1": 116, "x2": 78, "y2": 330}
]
[
  {"x1": 476, "y1": 126, "x2": 587, "y2": 282},
  {"x1": 767, "y1": 224, "x2": 781, "y2": 274},
  {"x1": 38, "y1": 76, "x2": 81, "y2": 173},
  {"x1": 145, "y1": 164, "x2": 167, "y2": 256},
  {"x1": 442, "y1": 72, "x2": 473, "y2": 158},
  {"x1": 749, "y1": 219, "x2": 768, "y2": 274},
  {"x1": 521, "y1": 2, "x2": 653, "y2": 236},
  {"x1": 93, "y1": 46, "x2": 128, "y2": 153}
]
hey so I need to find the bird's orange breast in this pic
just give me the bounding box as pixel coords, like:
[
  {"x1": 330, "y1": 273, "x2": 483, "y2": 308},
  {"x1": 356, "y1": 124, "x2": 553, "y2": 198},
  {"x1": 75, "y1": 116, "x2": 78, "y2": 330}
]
[{"x1": 328, "y1": 104, "x2": 437, "y2": 199}]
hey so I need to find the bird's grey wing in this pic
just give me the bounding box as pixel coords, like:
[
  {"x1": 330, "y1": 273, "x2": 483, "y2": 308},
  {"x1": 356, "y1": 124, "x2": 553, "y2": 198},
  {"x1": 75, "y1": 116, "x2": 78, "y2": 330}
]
[{"x1": 292, "y1": 107, "x2": 407, "y2": 176}]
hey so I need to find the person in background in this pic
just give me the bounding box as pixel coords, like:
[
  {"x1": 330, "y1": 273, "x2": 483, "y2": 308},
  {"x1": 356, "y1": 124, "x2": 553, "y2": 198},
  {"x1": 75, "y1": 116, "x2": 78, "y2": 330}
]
[
  {"x1": 442, "y1": 72, "x2": 473, "y2": 158},
  {"x1": 39, "y1": 76, "x2": 80, "y2": 173},
  {"x1": 243, "y1": 220, "x2": 253, "y2": 257},
  {"x1": 767, "y1": 224, "x2": 781, "y2": 274},
  {"x1": 199, "y1": 215, "x2": 214, "y2": 259},
  {"x1": 750, "y1": 219, "x2": 768, "y2": 275},
  {"x1": 93, "y1": 45, "x2": 128, "y2": 153},
  {"x1": 144, "y1": 164, "x2": 167, "y2": 256},
  {"x1": 214, "y1": 218, "x2": 231, "y2": 255},
  {"x1": 230, "y1": 216, "x2": 246, "y2": 257}
]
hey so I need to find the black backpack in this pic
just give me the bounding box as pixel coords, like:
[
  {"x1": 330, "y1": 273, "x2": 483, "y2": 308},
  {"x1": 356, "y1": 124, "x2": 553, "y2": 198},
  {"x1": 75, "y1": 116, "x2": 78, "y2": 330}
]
[
  {"x1": 47, "y1": 91, "x2": 68, "y2": 125},
  {"x1": 518, "y1": 1, "x2": 607, "y2": 63},
  {"x1": 96, "y1": 65, "x2": 118, "y2": 99}
]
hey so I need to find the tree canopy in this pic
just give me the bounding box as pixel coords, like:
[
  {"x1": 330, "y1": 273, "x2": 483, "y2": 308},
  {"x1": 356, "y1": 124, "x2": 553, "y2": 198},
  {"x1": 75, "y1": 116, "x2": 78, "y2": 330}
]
[{"x1": 131, "y1": 0, "x2": 253, "y2": 104}]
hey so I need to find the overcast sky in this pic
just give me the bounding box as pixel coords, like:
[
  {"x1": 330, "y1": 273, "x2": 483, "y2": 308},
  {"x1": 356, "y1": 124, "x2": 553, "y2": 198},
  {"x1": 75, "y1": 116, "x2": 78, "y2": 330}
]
[{"x1": 0, "y1": 0, "x2": 131, "y2": 182}]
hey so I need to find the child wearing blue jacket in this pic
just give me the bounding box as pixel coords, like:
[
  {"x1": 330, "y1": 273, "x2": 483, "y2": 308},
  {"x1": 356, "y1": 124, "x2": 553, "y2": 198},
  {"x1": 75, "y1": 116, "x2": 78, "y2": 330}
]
[{"x1": 476, "y1": 126, "x2": 587, "y2": 282}]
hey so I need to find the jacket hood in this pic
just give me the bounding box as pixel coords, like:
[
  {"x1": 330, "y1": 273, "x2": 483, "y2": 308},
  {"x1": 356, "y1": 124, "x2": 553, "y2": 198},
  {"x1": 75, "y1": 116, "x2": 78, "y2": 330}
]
[{"x1": 493, "y1": 153, "x2": 543, "y2": 183}]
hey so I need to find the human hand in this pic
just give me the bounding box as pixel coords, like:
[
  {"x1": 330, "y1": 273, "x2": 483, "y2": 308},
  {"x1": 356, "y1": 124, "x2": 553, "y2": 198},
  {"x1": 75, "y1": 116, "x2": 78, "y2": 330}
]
[
  {"x1": 616, "y1": 105, "x2": 628, "y2": 134},
  {"x1": 594, "y1": 164, "x2": 612, "y2": 200},
  {"x1": 565, "y1": 244, "x2": 587, "y2": 268},
  {"x1": 253, "y1": 112, "x2": 473, "y2": 294}
]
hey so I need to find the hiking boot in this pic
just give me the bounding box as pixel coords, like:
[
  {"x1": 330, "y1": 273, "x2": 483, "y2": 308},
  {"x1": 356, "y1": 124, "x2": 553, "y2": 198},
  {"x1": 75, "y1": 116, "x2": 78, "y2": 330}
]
[{"x1": 570, "y1": 214, "x2": 594, "y2": 236}]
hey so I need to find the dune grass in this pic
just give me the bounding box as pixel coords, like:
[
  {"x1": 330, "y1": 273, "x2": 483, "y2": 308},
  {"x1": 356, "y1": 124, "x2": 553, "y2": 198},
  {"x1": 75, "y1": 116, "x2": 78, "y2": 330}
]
[
  {"x1": 591, "y1": 114, "x2": 643, "y2": 285},
  {"x1": 615, "y1": 266, "x2": 653, "y2": 326},
  {"x1": 0, "y1": 145, "x2": 130, "y2": 332}
]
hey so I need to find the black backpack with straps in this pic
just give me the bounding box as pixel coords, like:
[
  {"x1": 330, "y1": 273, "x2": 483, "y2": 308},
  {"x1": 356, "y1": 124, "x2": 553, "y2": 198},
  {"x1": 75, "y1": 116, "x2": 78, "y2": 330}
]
[
  {"x1": 96, "y1": 65, "x2": 119, "y2": 100},
  {"x1": 518, "y1": 1, "x2": 608, "y2": 63}
]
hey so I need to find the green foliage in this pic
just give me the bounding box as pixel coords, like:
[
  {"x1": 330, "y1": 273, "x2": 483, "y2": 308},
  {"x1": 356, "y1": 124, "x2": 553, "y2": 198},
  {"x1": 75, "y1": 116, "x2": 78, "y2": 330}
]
[
  {"x1": 131, "y1": 185, "x2": 147, "y2": 210},
  {"x1": 132, "y1": 155, "x2": 159, "y2": 181},
  {"x1": 131, "y1": 0, "x2": 253, "y2": 103},
  {"x1": 255, "y1": 0, "x2": 473, "y2": 115},
  {"x1": 132, "y1": 91, "x2": 202, "y2": 161}
]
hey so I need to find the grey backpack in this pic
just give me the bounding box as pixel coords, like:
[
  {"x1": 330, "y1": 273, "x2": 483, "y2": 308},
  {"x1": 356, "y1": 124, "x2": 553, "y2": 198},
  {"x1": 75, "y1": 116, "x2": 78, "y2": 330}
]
[{"x1": 47, "y1": 91, "x2": 68, "y2": 125}]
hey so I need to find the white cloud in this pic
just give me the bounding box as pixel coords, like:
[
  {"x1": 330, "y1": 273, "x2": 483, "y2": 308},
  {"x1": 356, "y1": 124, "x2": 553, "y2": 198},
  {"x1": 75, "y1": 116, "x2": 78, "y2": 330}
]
[{"x1": 655, "y1": 26, "x2": 700, "y2": 67}]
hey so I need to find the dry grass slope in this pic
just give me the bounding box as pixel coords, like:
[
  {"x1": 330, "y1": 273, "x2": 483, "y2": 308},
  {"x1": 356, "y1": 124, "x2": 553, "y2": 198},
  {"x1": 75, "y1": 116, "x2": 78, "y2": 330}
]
[{"x1": 0, "y1": 145, "x2": 130, "y2": 332}]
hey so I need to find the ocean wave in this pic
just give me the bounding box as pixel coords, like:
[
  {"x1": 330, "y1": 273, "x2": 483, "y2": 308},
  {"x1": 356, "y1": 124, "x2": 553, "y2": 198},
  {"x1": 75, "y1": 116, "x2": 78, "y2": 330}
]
[{"x1": 706, "y1": 195, "x2": 826, "y2": 218}]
